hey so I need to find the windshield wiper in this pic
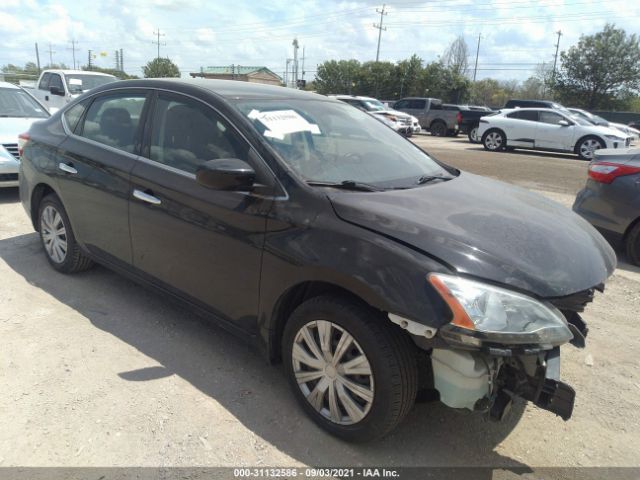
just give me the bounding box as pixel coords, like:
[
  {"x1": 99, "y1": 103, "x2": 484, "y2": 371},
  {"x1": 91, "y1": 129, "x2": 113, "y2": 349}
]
[
  {"x1": 306, "y1": 180, "x2": 383, "y2": 192},
  {"x1": 416, "y1": 174, "x2": 453, "y2": 185}
]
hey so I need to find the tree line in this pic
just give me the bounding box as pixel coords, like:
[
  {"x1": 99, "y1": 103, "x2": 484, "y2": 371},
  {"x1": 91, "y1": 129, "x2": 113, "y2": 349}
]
[{"x1": 310, "y1": 24, "x2": 640, "y2": 111}]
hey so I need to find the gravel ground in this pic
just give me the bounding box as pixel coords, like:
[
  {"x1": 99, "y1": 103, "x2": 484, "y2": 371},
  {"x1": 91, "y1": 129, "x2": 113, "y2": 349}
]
[{"x1": 0, "y1": 137, "x2": 639, "y2": 469}]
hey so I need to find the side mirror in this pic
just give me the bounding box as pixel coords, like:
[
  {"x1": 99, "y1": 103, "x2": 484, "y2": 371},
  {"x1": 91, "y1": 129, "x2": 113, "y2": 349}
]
[
  {"x1": 558, "y1": 120, "x2": 571, "y2": 126},
  {"x1": 196, "y1": 158, "x2": 255, "y2": 191},
  {"x1": 49, "y1": 85, "x2": 65, "y2": 96}
]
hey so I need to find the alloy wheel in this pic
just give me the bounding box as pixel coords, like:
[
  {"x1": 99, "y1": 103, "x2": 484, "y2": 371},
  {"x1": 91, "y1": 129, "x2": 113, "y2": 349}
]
[
  {"x1": 485, "y1": 132, "x2": 503, "y2": 150},
  {"x1": 40, "y1": 205, "x2": 68, "y2": 263},
  {"x1": 291, "y1": 320, "x2": 374, "y2": 425},
  {"x1": 579, "y1": 138, "x2": 602, "y2": 159}
]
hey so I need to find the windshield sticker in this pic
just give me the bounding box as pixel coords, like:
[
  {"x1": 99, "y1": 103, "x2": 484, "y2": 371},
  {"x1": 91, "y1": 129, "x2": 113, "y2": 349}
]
[
  {"x1": 69, "y1": 78, "x2": 83, "y2": 85},
  {"x1": 248, "y1": 109, "x2": 321, "y2": 140}
]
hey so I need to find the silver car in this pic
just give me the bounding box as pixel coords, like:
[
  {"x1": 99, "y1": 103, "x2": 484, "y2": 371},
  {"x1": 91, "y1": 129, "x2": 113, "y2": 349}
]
[
  {"x1": 0, "y1": 82, "x2": 50, "y2": 187},
  {"x1": 573, "y1": 148, "x2": 640, "y2": 265}
]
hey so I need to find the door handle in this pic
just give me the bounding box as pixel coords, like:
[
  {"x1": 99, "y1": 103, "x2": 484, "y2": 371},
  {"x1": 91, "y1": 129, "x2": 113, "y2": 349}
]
[
  {"x1": 133, "y1": 189, "x2": 161, "y2": 205},
  {"x1": 45, "y1": 95, "x2": 50, "y2": 101},
  {"x1": 58, "y1": 162, "x2": 78, "y2": 174}
]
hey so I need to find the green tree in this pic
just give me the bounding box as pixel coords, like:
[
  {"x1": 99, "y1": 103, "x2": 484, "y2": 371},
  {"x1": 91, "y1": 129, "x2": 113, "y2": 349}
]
[
  {"x1": 555, "y1": 24, "x2": 640, "y2": 109},
  {"x1": 395, "y1": 54, "x2": 424, "y2": 98},
  {"x1": 143, "y1": 58, "x2": 180, "y2": 78},
  {"x1": 314, "y1": 60, "x2": 361, "y2": 95}
]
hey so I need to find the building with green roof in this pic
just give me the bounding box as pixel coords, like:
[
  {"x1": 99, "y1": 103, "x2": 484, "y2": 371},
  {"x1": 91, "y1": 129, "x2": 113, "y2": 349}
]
[{"x1": 190, "y1": 66, "x2": 282, "y2": 86}]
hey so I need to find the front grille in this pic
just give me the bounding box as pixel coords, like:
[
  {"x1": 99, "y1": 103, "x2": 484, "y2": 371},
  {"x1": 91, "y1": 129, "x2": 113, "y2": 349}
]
[
  {"x1": 0, "y1": 173, "x2": 18, "y2": 181},
  {"x1": 2, "y1": 143, "x2": 20, "y2": 160}
]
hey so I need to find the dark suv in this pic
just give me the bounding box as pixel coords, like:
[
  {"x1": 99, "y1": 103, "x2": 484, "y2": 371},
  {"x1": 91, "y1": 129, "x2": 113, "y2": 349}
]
[
  {"x1": 19, "y1": 79, "x2": 615, "y2": 442},
  {"x1": 504, "y1": 99, "x2": 567, "y2": 110}
]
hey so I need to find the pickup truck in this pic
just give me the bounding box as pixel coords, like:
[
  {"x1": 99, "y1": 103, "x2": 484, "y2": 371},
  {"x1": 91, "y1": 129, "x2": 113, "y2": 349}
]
[
  {"x1": 391, "y1": 97, "x2": 459, "y2": 136},
  {"x1": 27, "y1": 69, "x2": 116, "y2": 112},
  {"x1": 450, "y1": 105, "x2": 495, "y2": 143}
]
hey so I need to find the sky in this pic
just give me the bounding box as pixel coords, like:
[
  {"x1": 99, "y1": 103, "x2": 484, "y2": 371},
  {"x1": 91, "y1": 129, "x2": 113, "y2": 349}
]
[{"x1": 0, "y1": 0, "x2": 638, "y2": 83}]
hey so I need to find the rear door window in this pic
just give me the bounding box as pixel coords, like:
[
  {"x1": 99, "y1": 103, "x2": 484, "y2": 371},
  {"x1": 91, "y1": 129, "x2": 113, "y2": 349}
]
[
  {"x1": 411, "y1": 99, "x2": 427, "y2": 109},
  {"x1": 508, "y1": 110, "x2": 539, "y2": 121},
  {"x1": 78, "y1": 93, "x2": 147, "y2": 153},
  {"x1": 49, "y1": 74, "x2": 64, "y2": 92}
]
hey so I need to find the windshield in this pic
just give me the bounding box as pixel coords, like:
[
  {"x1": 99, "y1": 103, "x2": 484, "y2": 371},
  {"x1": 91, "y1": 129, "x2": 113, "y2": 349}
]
[
  {"x1": 234, "y1": 99, "x2": 451, "y2": 188},
  {"x1": 64, "y1": 74, "x2": 116, "y2": 94},
  {"x1": 0, "y1": 88, "x2": 49, "y2": 118},
  {"x1": 362, "y1": 99, "x2": 386, "y2": 112},
  {"x1": 570, "y1": 115, "x2": 593, "y2": 126}
]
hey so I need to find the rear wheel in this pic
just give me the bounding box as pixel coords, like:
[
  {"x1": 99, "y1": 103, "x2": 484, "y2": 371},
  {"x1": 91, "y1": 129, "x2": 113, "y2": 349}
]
[
  {"x1": 430, "y1": 121, "x2": 447, "y2": 137},
  {"x1": 577, "y1": 136, "x2": 604, "y2": 160},
  {"x1": 626, "y1": 222, "x2": 640, "y2": 266},
  {"x1": 38, "y1": 195, "x2": 93, "y2": 273},
  {"x1": 482, "y1": 129, "x2": 506, "y2": 151},
  {"x1": 282, "y1": 296, "x2": 418, "y2": 442}
]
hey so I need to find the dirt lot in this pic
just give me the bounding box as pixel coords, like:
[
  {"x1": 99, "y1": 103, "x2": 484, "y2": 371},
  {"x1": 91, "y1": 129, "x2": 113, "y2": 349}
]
[{"x1": 1, "y1": 136, "x2": 639, "y2": 469}]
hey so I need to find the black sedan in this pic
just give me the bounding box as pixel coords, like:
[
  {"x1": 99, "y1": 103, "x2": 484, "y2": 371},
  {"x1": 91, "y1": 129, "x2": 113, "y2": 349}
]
[
  {"x1": 573, "y1": 148, "x2": 640, "y2": 265},
  {"x1": 19, "y1": 79, "x2": 615, "y2": 441}
]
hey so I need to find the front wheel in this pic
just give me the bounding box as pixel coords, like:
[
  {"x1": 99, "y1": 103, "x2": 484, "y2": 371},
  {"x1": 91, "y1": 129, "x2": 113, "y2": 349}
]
[
  {"x1": 482, "y1": 129, "x2": 506, "y2": 151},
  {"x1": 468, "y1": 125, "x2": 480, "y2": 143},
  {"x1": 282, "y1": 296, "x2": 418, "y2": 442},
  {"x1": 577, "y1": 136, "x2": 605, "y2": 160}
]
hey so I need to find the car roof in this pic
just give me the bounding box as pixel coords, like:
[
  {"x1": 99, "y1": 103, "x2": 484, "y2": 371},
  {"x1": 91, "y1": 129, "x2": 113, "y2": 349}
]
[
  {"x1": 44, "y1": 69, "x2": 116, "y2": 77},
  {"x1": 97, "y1": 78, "x2": 334, "y2": 102}
]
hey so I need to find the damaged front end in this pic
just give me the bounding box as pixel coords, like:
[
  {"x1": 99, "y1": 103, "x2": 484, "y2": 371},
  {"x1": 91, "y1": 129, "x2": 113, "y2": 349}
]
[{"x1": 393, "y1": 275, "x2": 599, "y2": 421}]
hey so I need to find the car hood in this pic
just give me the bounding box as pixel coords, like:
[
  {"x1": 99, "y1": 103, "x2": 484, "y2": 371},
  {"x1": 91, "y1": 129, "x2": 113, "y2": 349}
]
[
  {"x1": 0, "y1": 117, "x2": 46, "y2": 144},
  {"x1": 588, "y1": 124, "x2": 630, "y2": 138},
  {"x1": 329, "y1": 172, "x2": 616, "y2": 298}
]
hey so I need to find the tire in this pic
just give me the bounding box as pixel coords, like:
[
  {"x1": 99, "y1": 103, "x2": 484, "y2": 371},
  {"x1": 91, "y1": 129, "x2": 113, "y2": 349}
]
[
  {"x1": 482, "y1": 129, "x2": 506, "y2": 151},
  {"x1": 38, "y1": 194, "x2": 94, "y2": 273},
  {"x1": 468, "y1": 125, "x2": 480, "y2": 143},
  {"x1": 576, "y1": 136, "x2": 605, "y2": 160},
  {"x1": 625, "y1": 222, "x2": 640, "y2": 266},
  {"x1": 430, "y1": 121, "x2": 447, "y2": 137},
  {"x1": 282, "y1": 295, "x2": 418, "y2": 442},
  {"x1": 447, "y1": 129, "x2": 458, "y2": 137}
]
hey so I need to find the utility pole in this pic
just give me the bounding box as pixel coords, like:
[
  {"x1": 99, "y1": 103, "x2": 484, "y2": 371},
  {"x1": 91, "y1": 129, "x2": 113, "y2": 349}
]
[
  {"x1": 552, "y1": 30, "x2": 563, "y2": 81},
  {"x1": 35, "y1": 43, "x2": 41, "y2": 73},
  {"x1": 285, "y1": 58, "x2": 293, "y2": 87},
  {"x1": 473, "y1": 33, "x2": 481, "y2": 82},
  {"x1": 46, "y1": 43, "x2": 55, "y2": 67},
  {"x1": 153, "y1": 29, "x2": 165, "y2": 59},
  {"x1": 292, "y1": 38, "x2": 299, "y2": 88},
  {"x1": 120, "y1": 48, "x2": 124, "y2": 71},
  {"x1": 69, "y1": 39, "x2": 78, "y2": 69},
  {"x1": 373, "y1": 4, "x2": 387, "y2": 62},
  {"x1": 301, "y1": 46, "x2": 306, "y2": 81},
  {"x1": 88, "y1": 50, "x2": 93, "y2": 70},
  {"x1": 115, "y1": 50, "x2": 120, "y2": 70}
]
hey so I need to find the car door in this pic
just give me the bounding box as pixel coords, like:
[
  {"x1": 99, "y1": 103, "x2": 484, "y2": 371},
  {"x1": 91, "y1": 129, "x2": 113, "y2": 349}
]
[
  {"x1": 396, "y1": 99, "x2": 426, "y2": 126},
  {"x1": 504, "y1": 110, "x2": 539, "y2": 147},
  {"x1": 36, "y1": 72, "x2": 51, "y2": 109},
  {"x1": 128, "y1": 91, "x2": 275, "y2": 332},
  {"x1": 55, "y1": 90, "x2": 150, "y2": 265},
  {"x1": 47, "y1": 73, "x2": 67, "y2": 111},
  {"x1": 535, "y1": 110, "x2": 574, "y2": 151}
]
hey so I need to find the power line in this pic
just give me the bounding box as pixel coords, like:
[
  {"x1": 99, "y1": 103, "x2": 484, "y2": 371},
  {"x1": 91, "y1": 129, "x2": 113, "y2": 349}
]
[
  {"x1": 46, "y1": 43, "x2": 55, "y2": 66},
  {"x1": 374, "y1": 4, "x2": 387, "y2": 62},
  {"x1": 68, "y1": 39, "x2": 79, "y2": 69},
  {"x1": 473, "y1": 33, "x2": 481, "y2": 82}
]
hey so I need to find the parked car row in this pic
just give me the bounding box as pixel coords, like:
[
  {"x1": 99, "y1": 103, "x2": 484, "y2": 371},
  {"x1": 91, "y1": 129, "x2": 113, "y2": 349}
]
[
  {"x1": 478, "y1": 107, "x2": 632, "y2": 160},
  {"x1": 329, "y1": 95, "x2": 419, "y2": 137}
]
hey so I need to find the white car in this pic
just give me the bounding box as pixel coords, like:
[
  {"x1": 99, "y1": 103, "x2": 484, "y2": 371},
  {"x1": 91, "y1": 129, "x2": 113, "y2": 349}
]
[
  {"x1": 478, "y1": 108, "x2": 632, "y2": 160},
  {"x1": 0, "y1": 82, "x2": 50, "y2": 187},
  {"x1": 330, "y1": 95, "x2": 415, "y2": 135},
  {"x1": 568, "y1": 108, "x2": 639, "y2": 141}
]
